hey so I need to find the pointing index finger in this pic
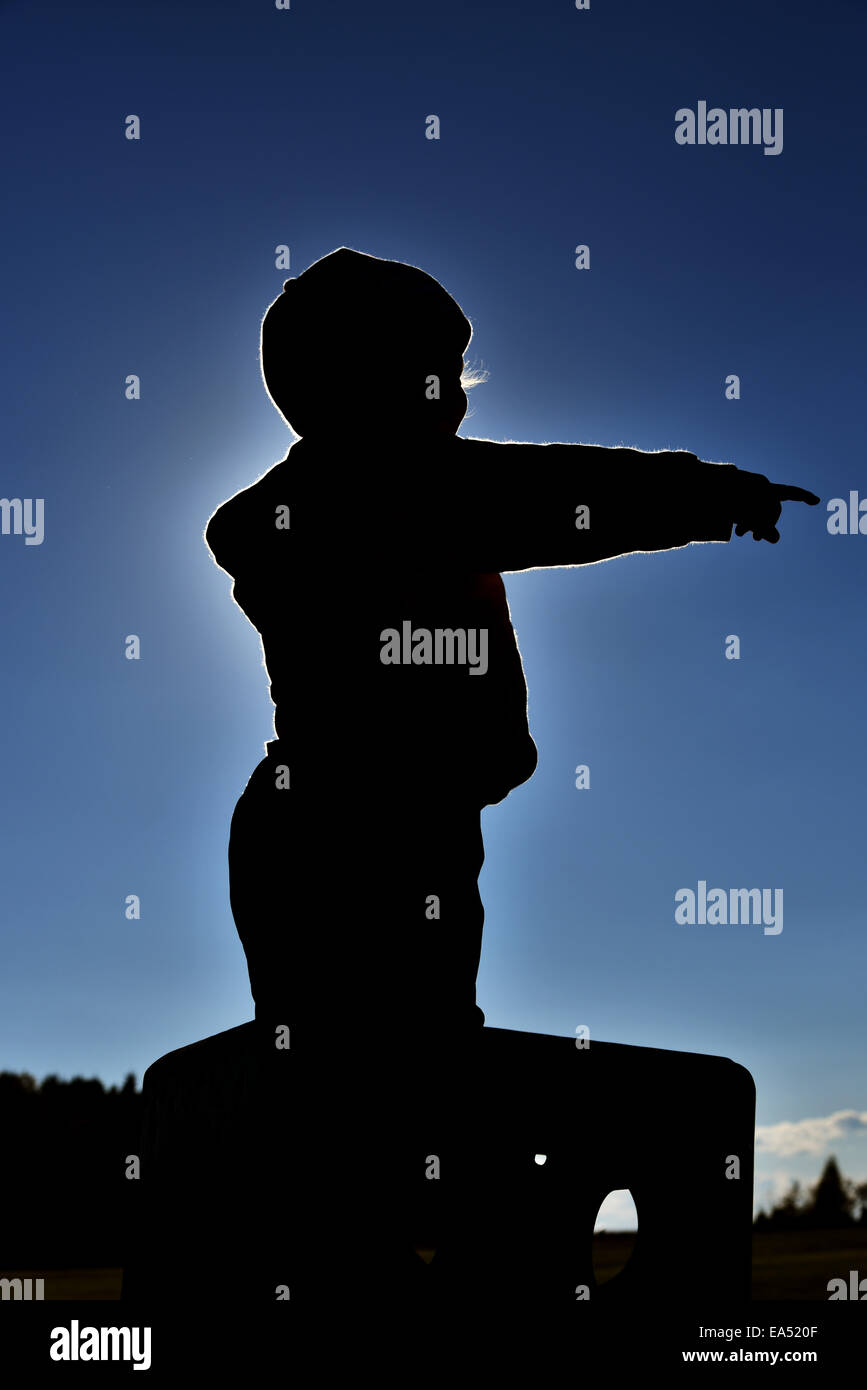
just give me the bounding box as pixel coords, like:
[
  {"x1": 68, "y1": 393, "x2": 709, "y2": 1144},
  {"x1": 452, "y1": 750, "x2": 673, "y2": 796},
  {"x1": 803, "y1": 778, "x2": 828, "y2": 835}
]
[{"x1": 773, "y1": 485, "x2": 821, "y2": 505}]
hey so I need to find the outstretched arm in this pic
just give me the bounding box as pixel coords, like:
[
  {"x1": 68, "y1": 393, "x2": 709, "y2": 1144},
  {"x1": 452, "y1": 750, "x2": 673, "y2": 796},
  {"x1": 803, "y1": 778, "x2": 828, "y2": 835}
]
[{"x1": 447, "y1": 437, "x2": 819, "y2": 572}]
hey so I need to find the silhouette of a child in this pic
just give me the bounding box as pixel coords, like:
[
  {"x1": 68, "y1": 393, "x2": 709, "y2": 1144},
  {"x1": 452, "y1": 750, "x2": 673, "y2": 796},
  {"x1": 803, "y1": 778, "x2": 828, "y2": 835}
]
[{"x1": 205, "y1": 246, "x2": 818, "y2": 1106}]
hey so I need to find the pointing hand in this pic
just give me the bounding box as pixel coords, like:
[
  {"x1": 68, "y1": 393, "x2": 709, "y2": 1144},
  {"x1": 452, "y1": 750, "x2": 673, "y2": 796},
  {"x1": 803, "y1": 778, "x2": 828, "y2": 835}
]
[{"x1": 732, "y1": 472, "x2": 820, "y2": 544}]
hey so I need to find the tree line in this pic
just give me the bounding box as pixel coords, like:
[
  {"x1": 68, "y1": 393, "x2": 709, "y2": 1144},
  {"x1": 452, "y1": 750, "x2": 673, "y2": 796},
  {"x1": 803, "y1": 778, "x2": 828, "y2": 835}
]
[{"x1": 755, "y1": 1157, "x2": 867, "y2": 1230}]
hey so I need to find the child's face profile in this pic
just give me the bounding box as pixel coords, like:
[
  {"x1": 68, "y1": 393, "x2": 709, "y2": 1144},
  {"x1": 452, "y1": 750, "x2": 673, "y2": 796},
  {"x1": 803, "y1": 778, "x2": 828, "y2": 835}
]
[{"x1": 410, "y1": 354, "x2": 468, "y2": 437}]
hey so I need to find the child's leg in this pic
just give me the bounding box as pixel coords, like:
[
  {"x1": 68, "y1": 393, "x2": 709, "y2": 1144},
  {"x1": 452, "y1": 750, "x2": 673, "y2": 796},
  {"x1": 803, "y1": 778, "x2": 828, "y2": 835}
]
[
  {"x1": 228, "y1": 743, "x2": 333, "y2": 1049},
  {"x1": 228, "y1": 744, "x2": 486, "y2": 1050},
  {"x1": 227, "y1": 746, "x2": 489, "y2": 1281}
]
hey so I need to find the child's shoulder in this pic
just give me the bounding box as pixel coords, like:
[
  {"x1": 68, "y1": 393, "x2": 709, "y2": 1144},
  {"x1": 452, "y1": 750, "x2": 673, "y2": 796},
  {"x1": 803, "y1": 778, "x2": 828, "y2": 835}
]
[{"x1": 205, "y1": 448, "x2": 296, "y2": 575}]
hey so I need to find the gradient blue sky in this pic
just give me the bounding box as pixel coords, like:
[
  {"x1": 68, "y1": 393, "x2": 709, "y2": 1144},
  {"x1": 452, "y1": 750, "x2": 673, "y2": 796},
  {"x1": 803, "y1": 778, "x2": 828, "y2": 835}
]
[{"x1": 2, "y1": 0, "x2": 865, "y2": 1222}]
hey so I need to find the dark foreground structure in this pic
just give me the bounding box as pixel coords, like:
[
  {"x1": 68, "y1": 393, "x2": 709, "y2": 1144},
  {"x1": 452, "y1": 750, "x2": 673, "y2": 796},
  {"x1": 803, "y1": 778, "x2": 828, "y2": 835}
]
[{"x1": 122, "y1": 1023, "x2": 755, "y2": 1309}]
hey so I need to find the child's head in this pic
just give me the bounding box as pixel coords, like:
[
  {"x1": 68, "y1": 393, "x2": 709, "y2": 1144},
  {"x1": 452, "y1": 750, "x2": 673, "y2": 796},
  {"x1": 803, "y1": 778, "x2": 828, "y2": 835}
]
[{"x1": 260, "y1": 248, "x2": 481, "y2": 439}]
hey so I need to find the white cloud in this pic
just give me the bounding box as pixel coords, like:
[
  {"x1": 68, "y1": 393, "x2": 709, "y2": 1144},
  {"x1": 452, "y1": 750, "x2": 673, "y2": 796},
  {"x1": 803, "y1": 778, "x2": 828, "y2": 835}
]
[{"x1": 756, "y1": 1110, "x2": 867, "y2": 1157}]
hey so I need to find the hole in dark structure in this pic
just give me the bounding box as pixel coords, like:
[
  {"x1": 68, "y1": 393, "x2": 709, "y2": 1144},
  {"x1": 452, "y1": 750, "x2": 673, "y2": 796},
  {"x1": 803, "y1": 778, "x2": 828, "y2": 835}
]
[{"x1": 592, "y1": 1189, "x2": 639, "y2": 1285}]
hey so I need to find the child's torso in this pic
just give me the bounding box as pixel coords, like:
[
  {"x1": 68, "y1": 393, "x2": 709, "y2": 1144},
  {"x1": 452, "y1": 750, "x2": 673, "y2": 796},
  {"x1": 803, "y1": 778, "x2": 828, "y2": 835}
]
[{"x1": 216, "y1": 434, "x2": 538, "y2": 800}]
